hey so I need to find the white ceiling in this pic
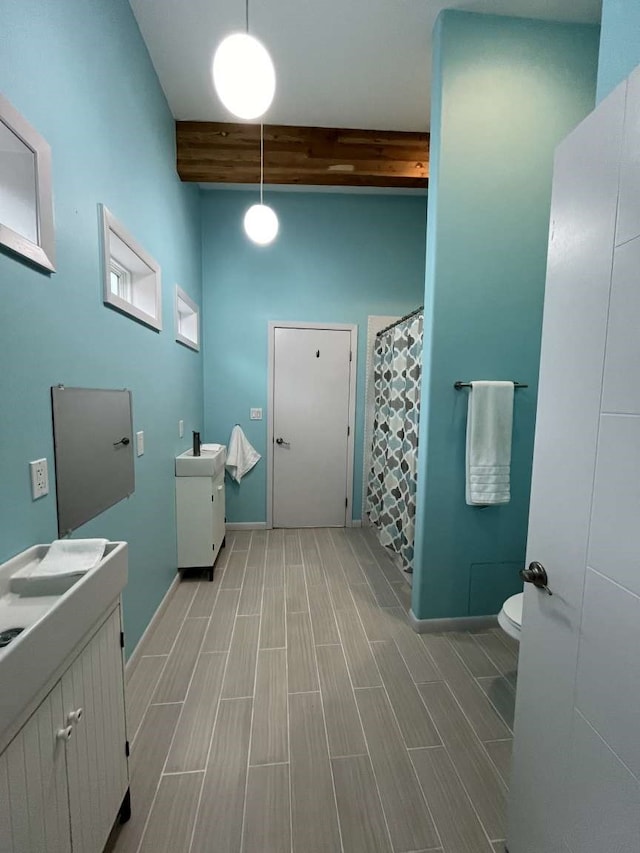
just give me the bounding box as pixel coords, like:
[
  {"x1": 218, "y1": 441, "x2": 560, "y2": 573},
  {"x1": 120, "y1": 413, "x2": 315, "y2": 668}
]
[{"x1": 129, "y1": 0, "x2": 601, "y2": 132}]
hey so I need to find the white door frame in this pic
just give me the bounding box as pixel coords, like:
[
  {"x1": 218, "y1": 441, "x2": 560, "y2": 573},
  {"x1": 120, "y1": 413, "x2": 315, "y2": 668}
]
[{"x1": 267, "y1": 321, "x2": 358, "y2": 530}]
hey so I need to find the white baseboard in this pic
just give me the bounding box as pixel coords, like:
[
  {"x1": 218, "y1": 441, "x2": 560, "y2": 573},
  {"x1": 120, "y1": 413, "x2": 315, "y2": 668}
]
[
  {"x1": 125, "y1": 573, "x2": 181, "y2": 678},
  {"x1": 408, "y1": 610, "x2": 498, "y2": 634}
]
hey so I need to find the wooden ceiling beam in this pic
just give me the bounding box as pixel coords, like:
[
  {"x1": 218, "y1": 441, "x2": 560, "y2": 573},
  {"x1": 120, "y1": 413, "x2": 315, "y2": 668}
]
[{"x1": 176, "y1": 121, "x2": 429, "y2": 189}]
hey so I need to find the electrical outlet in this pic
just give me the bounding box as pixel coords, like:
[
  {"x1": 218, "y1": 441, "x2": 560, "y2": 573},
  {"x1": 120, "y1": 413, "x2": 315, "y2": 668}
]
[
  {"x1": 136, "y1": 431, "x2": 144, "y2": 456},
  {"x1": 29, "y1": 458, "x2": 49, "y2": 500},
  {"x1": 250, "y1": 408, "x2": 263, "y2": 420},
  {"x1": 179, "y1": 419, "x2": 184, "y2": 438}
]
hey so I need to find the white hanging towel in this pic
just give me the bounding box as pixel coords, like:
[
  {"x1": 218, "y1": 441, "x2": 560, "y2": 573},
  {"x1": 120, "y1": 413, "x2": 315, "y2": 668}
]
[
  {"x1": 465, "y1": 381, "x2": 514, "y2": 506},
  {"x1": 226, "y1": 425, "x2": 261, "y2": 483}
]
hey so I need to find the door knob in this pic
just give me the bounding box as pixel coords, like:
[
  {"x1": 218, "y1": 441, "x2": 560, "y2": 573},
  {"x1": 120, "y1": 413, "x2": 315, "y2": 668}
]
[
  {"x1": 275, "y1": 437, "x2": 290, "y2": 446},
  {"x1": 520, "y1": 561, "x2": 552, "y2": 595}
]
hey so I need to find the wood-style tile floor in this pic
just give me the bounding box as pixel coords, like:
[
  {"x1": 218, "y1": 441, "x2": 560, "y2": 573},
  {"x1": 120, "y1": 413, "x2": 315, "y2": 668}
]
[{"x1": 108, "y1": 528, "x2": 518, "y2": 853}]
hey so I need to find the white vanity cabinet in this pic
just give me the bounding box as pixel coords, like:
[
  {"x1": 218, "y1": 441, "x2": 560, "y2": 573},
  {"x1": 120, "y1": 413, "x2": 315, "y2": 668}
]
[
  {"x1": 176, "y1": 468, "x2": 226, "y2": 578},
  {"x1": 0, "y1": 605, "x2": 129, "y2": 853}
]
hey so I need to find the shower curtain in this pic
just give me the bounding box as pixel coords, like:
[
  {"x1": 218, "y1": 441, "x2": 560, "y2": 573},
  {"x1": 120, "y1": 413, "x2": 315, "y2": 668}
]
[{"x1": 367, "y1": 312, "x2": 423, "y2": 569}]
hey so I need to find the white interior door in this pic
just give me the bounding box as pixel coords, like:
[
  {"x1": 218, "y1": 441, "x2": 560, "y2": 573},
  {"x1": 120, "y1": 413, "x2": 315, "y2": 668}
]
[
  {"x1": 508, "y1": 74, "x2": 640, "y2": 851},
  {"x1": 272, "y1": 326, "x2": 353, "y2": 528}
]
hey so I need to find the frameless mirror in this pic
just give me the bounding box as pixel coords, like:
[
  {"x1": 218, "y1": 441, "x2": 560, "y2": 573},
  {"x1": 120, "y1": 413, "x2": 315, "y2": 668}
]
[{"x1": 0, "y1": 94, "x2": 55, "y2": 272}]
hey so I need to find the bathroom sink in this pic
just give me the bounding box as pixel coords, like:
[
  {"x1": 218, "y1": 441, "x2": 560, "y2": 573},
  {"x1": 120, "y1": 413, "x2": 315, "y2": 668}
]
[
  {"x1": 0, "y1": 542, "x2": 127, "y2": 746},
  {"x1": 176, "y1": 443, "x2": 226, "y2": 478}
]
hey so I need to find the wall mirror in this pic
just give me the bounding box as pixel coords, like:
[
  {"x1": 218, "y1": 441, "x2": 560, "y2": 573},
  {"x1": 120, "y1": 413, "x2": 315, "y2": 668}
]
[{"x1": 0, "y1": 94, "x2": 55, "y2": 272}]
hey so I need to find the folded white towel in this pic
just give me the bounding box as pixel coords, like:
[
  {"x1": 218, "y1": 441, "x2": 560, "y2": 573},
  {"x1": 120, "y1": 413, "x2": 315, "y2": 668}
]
[
  {"x1": 465, "y1": 381, "x2": 514, "y2": 506},
  {"x1": 225, "y1": 426, "x2": 261, "y2": 483},
  {"x1": 201, "y1": 443, "x2": 224, "y2": 454},
  {"x1": 36, "y1": 538, "x2": 108, "y2": 577}
]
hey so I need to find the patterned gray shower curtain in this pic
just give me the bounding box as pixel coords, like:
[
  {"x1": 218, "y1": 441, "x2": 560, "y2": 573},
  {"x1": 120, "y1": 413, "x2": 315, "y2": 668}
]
[{"x1": 367, "y1": 313, "x2": 423, "y2": 569}]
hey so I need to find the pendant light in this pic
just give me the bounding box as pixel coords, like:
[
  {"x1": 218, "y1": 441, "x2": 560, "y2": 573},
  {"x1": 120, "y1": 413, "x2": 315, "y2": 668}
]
[
  {"x1": 244, "y1": 124, "x2": 279, "y2": 246},
  {"x1": 212, "y1": 0, "x2": 276, "y2": 121}
]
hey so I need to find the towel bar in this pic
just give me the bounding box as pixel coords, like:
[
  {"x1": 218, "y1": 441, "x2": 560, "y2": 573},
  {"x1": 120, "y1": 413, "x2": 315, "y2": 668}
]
[{"x1": 454, "y1": 381, "x2": 528, "y2": 389}]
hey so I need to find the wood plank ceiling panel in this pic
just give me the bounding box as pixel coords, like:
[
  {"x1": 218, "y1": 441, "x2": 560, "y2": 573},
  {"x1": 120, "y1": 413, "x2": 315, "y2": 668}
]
[{"x1": 176, "y1": 122, "x2": 429, "y2": 188}]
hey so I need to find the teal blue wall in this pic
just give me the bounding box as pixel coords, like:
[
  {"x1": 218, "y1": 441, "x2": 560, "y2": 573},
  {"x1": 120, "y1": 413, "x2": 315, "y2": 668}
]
[
  {"x1": 597, "y1": 0, "x2": 640, "y2": 101},
  {"x1": 0, "y1": 0, "x2": 203, "y2": 654},
  {"x1": 413, "y1": 12, "x2": 599, "y2": 620},
  {"x1": 201, "y1": 190, "x2": 427, "y2": 523}
]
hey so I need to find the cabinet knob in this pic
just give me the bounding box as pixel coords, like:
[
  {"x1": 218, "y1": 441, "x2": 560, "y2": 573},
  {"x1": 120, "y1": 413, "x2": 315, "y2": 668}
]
[
  {"x1": 56, "y1": 725, "x2": 73, "y2": 742},
  {"x1": 67, "y1": 708, "x2": 83, "y2": 725}
]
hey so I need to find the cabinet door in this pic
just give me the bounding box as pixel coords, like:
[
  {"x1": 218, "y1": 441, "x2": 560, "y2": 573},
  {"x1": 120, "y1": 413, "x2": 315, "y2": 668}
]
[
  {"x1": 176, "y1": 476, "x2": 217, "y2": 567},
  {"x1": 1, "y1": 682, "x2": 71, "y2": 852},
  {"x1": 212, "y1": 471, "x2": 226, "y2": 558},
  {"x1": 61, "y1": 607, "x2": 128, "y2": 853}
]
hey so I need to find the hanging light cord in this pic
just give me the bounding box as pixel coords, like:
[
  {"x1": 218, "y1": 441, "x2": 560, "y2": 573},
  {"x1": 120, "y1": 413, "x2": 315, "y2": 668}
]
[
  {"x1": 245, "y1": 0, "x2": 249, "y2": 33},
  {"x1": 260, "y1": 123, "x2": 264, "y2": 204}
]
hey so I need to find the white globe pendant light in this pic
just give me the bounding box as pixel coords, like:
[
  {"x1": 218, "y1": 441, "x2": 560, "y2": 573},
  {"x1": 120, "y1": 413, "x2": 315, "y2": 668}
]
[
  {"x1": 244, "y1": 203, "x2": 279, "y2": 245},
  {"x1": 213, "y1": 33, "x2": 275, "y2": 120},
  {"x1": 213, "y1": 6, "x2": 275, "y2": 121},
  {"x1": 244, "y1": 124, "x2": 279, "y2": 246}
]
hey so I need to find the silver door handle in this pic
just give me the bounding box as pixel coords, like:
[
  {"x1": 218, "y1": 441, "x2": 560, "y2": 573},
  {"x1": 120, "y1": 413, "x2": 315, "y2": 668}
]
[{"x1": 275, "y1": 437, "x2": 290, "y2": 447}]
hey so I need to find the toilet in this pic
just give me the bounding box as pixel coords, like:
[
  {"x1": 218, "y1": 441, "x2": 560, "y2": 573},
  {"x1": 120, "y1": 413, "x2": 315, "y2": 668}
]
[{"x1": 498, "y1": 591, "x2": 523, "y2": 642}]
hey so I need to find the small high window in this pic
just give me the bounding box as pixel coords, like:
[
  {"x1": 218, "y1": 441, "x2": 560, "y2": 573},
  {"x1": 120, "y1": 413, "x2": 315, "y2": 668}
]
[
  {"x1": 109, "y1": 258, "x2": 132, "y2": 301},
  {"x1": 100, "y1": 204, "x2": 161, "y2": 331},
  {"x1": 175, "y1": 285, "x2": 200, "y2": 351}
]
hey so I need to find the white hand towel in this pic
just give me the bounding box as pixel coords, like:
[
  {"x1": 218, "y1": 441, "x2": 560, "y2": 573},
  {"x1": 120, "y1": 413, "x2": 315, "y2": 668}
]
[
  {"x1": 36, "y1": 538, "x2": 108, "y2": 577},
  {"x1": 465, "y1": 381, "x2": 514, "y2": 506},
  {"x1": 225, "y1": 425, "x2": 261, "y2": 483}
]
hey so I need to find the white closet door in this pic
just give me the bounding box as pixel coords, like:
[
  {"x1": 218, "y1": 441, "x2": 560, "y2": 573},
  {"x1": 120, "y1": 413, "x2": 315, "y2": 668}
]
[
  {"x1": 3, "y1": 682, "x2": 71, "y2": 853},
  {"x1": 62, "y1": 606, "x2": 128, "y2": 853}
]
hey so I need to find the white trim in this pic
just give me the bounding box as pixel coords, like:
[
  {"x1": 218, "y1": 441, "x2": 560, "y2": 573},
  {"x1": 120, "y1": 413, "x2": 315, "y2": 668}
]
[
  {"x1": 125, "y1": 573, "x2": 180, "y2": 676},
  {"x1": 0, "y1": 93, "x2": 55, "y2": 272},
  {"x1": 345, "y1": 325, "x2": 358, "y2": 527},
  {"x1": 225, "y1": 522, "x2": 267, "y2": 530},
  {"x1": 267, "y1": 321, "x2": 358, "y2": 530},
  {"x1": 175, "y1": 284, "x2": 200, "y2": 351},
  {"x1": 267, "y1": 325, "x2": 274, "y2": 530},
  {"x1": 99, "y1": 204, "x2": 162, "y2": 332},
  {"x1": 408, "y1": 610, "x2": 498, "y2": 634},
  {"x1": 350, "y1": 518, "x2": 362, "y2": 528}
]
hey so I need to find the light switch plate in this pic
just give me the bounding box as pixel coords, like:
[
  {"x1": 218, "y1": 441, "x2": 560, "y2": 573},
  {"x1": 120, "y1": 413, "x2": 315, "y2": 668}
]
[
  {"x1": 179, "y1": 419, "x2": 184, "y2": 438},
  {"x1": 250, "y1": 408, "x2": 263, "y2": 420},
  {"x1": 136, "y1": 431, "x2": 144, "y2": 456},
  {"x1": 29, "y1": 458, "x2": 49, "y2": 500}
]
